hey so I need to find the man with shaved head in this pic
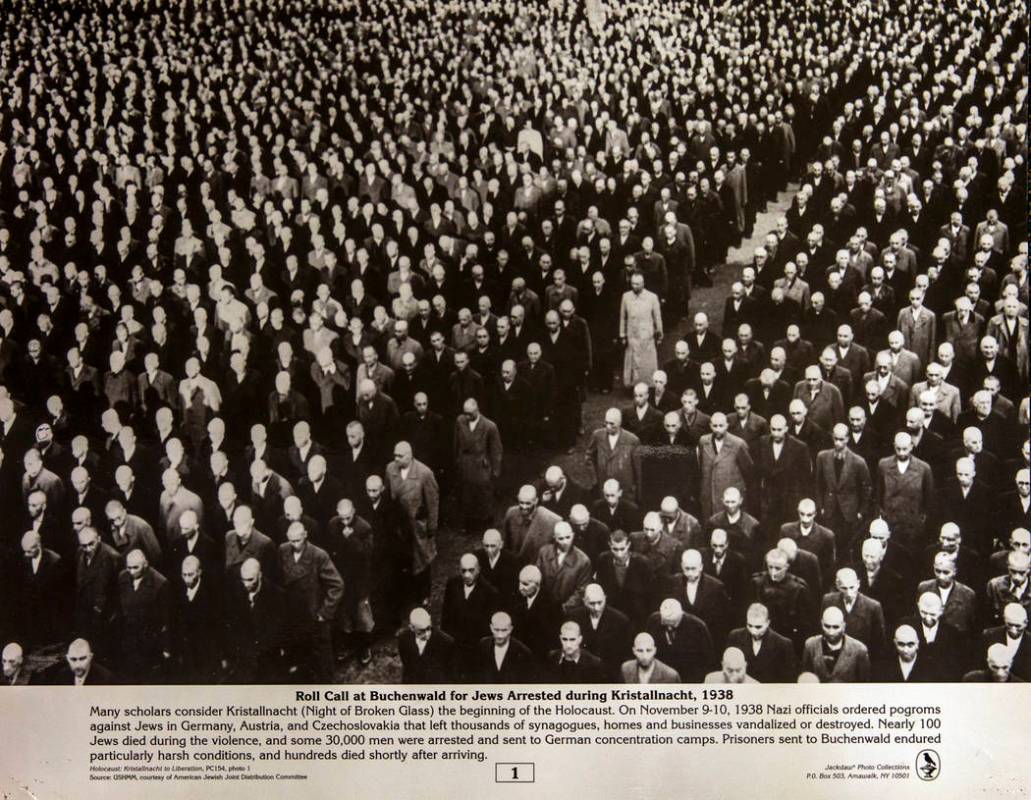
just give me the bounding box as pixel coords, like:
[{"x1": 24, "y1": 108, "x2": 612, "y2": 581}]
[
  {"x1": 117, "y1": 548, "x2": 171, "y2": 682},
  {"x1": 74, "y1": 525, "x2": 121, "y2": 658},
  {"x1": 963, "y1": 643, "x2": 1023, "y2": 682},
  {"x1": 473, "y1": 610, "x2": 535, "y2": 683},
  {"x1": 548, "y1": 620, "x2": 605, "y2": 682},
  {"x1": 225, "y1": 557, "x2": 288, "y2": 684},
  {"x1": 621, "y1": 631, "x2": 681, "y2": 683},
  {"x1": 536, "y1": 521, "x2": 592, "y2": 614},
  {"x1": 510, "y1": 563, "x2": 561, "y2": 660},
  {"x1": 504, "y1": 484, "x2": 563, "y2": 564},
  {"x1": 876, "y1": 431, "x2": 935, "y2": 550},
  {"x1": 386, "y1": 441, "x2": 439, "y2": 606},
  {"x1": 538, "y1": 465, "x2": 589, "y2": 520},
  {"x1": 588, "y1": 408, "x2": 642, "y2": 504},
  {"x1": 46, "y1": 638, "x2": 117, "y2": 685},
  {"x1": 874, "y1": 624, "x2": 939, "y2": 682},
  {"x1": 704, "y1": 646, "x2": 758, "y2": 683},
  {"x1": 981, "y1": 603, "x2": 1031, "y2": 681},
  {"x1": 2, "y1": 642, "x2": 29, "y2": 685},
  {"x1": 441, "y1": 553, "x2": 501, "y2": 678},
  {"x1": 644, "y1": 598, "x2": 715, "y2": 682},
  {"x1": 474, "y1": 528, "x2": 519, "y2": 602},
  {"x1": 821, "y1": 567, "x2": 887, "y2": 662},
  {"x1": 815, "y1": 422, "x2": 873, "y2": 550},
  {"x1": 398, "y1": 606, "x2": 455, "y2": 684},
  {"x1": 568, "y1": 583, "x2": 633, "y2": 681},
  {"x1": 752, "y1": 412, "x2": 813, "y2": 535},
  {"x1": 697, "y1": 411, "x2": 753, "y2": 520},
  {"x1": 170, "y1": 554, "x2": 223, "y2": 682},
  {"x1": 750, "y1": 548, "x2": 814, "y2": 650},
  {"x1": 801, "y1": 606, "x2": 871, "y2": 682},
  {"x1": 18, "y1": 529, "x2": 68, "y2": 647},
  {"x1": 897, "y1": 591, "x2": 963, "y2": 680}
]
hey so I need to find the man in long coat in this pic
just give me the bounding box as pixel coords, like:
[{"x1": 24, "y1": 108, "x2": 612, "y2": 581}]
[
  {"x1": 587, "y1": 408, "x2": 642, "y2": 504},
  {"x1": 697, "y1": 413, "x2": 754, "y2": 520},
  {"x1": 620, "y1": 272, "x2": 663, "y2": 387},
  {"x1": 453, "y1": 399, "x2": 503, "y2": 535},
  {"x1": 386, "y1": 441, "x2": 440, "y2": 606}
]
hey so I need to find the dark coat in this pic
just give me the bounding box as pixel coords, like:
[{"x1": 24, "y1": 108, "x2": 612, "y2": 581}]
[
  {"x1": 398, "y1": 628, "x2": 456, "y2": 684},
  {"x1": 726, "y1": 626, "x2": 798, "y2": 683}
]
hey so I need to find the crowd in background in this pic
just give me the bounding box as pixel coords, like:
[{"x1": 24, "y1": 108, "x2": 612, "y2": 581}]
[{"x1": 0, "y1": 0, "x2": 1027, "y2": 686}]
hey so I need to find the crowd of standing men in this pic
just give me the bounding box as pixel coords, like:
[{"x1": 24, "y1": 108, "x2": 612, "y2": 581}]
[{"x1": 0, "y1": 0, "x2": 1028, "y2": 686}]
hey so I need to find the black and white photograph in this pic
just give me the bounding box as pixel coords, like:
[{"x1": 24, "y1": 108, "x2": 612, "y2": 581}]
[{"x1": 0, "y1": 0, "x2": 1027, "y2": 699}]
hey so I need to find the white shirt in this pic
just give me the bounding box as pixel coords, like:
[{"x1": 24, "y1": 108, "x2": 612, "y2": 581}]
[
  {"x1": 416, "y1": 637, "x2": 428, "y2": 655},
  {"x1": 30, "y1": 554, "x2": 41, "y2": 573},
  {"x1": 751, "y1": 638, "x2": 762, "y2": 656},
  {"x1": 400, "y1": 466, "x2": 410, "y2": 481},
  {"x1": 938, "y1": 584, "x2": 952, "y2": 607},
  {"x1": 899, "y1": 658, "x2": 916, "y2": 680},
  {"x1": 772, "y1": 441, "x2": 783, "y2": 460},
  {"x1": 463, "y1": 584, "x2": 474, "y2": 599},
  {"x1": 922, "y1": 623, "x2": 937, "y2": 644},
  {"x1": 608, "y1": 432, "x2": 620, "y2": 450},
  {"x1": 685, "y1": 580, "x2": 699, "y2": 605},
  {"x1": 186, "y1": 580, "x2": 201, "y2": 602},
  {"x1": 1004, "y1": 633, "x2": 1022, "y2": 660},
  {"x1": 896, "y1": 459, "x2": 910, "y2": 474},
  {"x1": 468, "y1": 417, "x2": 479, "y2": 432}
]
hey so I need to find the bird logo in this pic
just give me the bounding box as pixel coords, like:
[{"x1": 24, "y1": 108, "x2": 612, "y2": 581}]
[{"x1": 916, "y1": 749, "x2": 940, "y2": 781}]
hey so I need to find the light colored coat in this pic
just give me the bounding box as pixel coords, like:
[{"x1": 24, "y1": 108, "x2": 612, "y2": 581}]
[{"x1": 697, "y1": 432, "x2": 753, "y2": 521}]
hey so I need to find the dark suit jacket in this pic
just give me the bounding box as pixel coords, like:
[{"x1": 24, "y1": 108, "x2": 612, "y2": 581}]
[
  {"x1": 815, "y1": 448, "x2": 873, "y2": 525},
  {"x1": 441, "y1": 577, "x2": 501, "y2": 647},
  {"x1": 568, "y1": 606, "x2": 633, "y2": 680},
  {"x1": 873, "y1": 654, "x2": 941, "y2": 682},
  {"x1": 593, "y1": 552, "x2": 654, "y2": 626},
  {"x1": 42, "y1": 661, "x2": 119, "y2": 685},
  {"x1": 645, "y1": 610, "x2": 716, "y2": 682},
  {"x1": 726, "y1": 626, "x2": 798, "y2": 683},
  {"x1": 510, "y1": 592, "x2": 562, "y2": 660},
  {"x1": 398, "y1": 629, "x2": 456, "y2": 684},
  {"x1": 546, "y1": 648, "x2": 606, "y2": 682},
  {"x1": 118, "y1": 568, "x2": 171, "y2": 677},
  {"x1": 475, "y1": 549, "x2": 520, "y2": 602},
  {"x1": 752, "y1": 436, "x2": 813, "y2": 529},
  {"x1": 674, "y1": 573, "x2": 731, "y2": 648},
  {"x1": 170, "y1": 576, "x2": 224, "y2": 681},
  {"x1": 781, "y1": 522, "x2": 836, "y2": 592},
  {"x1": 898, "y1": 615, "x2": 965, "y2": 680},
  {"x1": 471, "y1": 635, "x2": 537, "y2": 682},
  {"x1": 224, "y1": 579, "x2": 289, "y2": 683},
  {"x1": 821, "y1": 591, "x2": 887, "y2": 661},
  {"x1": 701, "y1": 548, "x2": 749, "y2": 614}
]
